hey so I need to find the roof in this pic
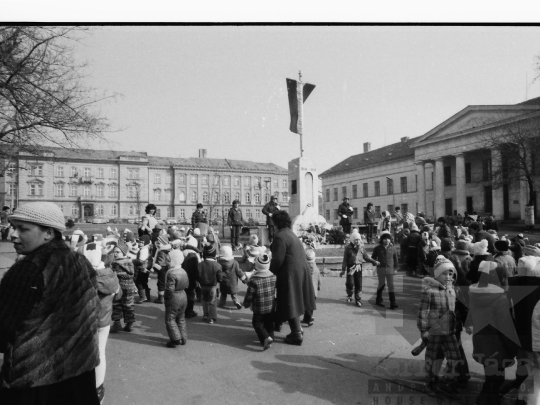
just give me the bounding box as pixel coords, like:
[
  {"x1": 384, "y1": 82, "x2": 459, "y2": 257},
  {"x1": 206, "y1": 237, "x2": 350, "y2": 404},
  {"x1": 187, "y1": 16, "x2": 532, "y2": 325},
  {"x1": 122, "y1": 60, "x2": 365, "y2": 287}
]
[
  {"x1": 518, "y1": 96, "x2": 540, "y2": 106},
  {"x1": 320, "y1": 136, "x2": 420, "y2": 178}
]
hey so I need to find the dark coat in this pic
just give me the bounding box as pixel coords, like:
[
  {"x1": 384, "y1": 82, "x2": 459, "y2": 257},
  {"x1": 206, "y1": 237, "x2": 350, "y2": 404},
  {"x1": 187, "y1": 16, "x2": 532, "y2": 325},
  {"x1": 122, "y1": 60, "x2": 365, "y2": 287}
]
[
  {"x1": 270, "y1": 227, "x2": 316, "y2": 322},
  {"x1": 508, "y1": 276, "x2": 540, "y2": 352},
  {"x1": 466, "y1": 255, "x2": 488, "y2": 285},
  {"x1": 182, "y1": 251, "x2": 200, "y2": 291},
  {"x1": 218, "y1": 258, "x2": 245, "y2": 295},
  {"x1": 262, "y1": 201, "x2": 280, "y2": 226},
  {"x1": 364, "y1": 209, "x2": 376, "y2": 224},
  {"x1": 227, "y1": 207, "x2": 243, "y2": 226},
  {"x1": 338, "y1": 202, "x2": 353, "y2": 225},
  {"x1": 191, "y1": 209, "x2": 208, "y2": 228}
]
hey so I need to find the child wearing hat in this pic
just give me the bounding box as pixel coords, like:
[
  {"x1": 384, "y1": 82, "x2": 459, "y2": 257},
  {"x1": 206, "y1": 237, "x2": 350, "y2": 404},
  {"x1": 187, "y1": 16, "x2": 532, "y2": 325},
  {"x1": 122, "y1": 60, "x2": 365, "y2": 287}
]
[
  {"x1": 182, "y1": 244, "x2": 202, "y2": 318},
  {"x1": 134, "y1": 235, "x2": 152, "y2": 303},
  {"x1": 164, "y1": 250, "x2": 189, "y2": 348},
  {"x1": 243, "y1": 253, "x2": 277, "y2": 350},
  {"x1": 302, "y1": 249, "x2": 321, "y2": 326},
  {"x1": 372, "y1": 232, "x2": 399, "y2": 309},
  {"x1": 198, "y1": 245, "x2": 222, "y2": 324},
  {"x1": 417, "y1": 256, "x2": 462, "y2": 398},
  {"x1": 152, "y1": 234, "x2": 171, "y2": 304},
  {"x1": 218, "y1": 246, "x2": 246, "y2": 309},
  {"x1": 494, "y1": 240, "x2": 516, "y2": 280},
  {"x1": 111, "y1": 240, "x2": 137, "y2": 332}
]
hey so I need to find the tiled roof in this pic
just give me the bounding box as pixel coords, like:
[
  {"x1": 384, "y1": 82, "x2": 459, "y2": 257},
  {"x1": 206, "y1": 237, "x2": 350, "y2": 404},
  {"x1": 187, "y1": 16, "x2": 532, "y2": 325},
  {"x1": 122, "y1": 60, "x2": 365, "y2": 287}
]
[
  {"x1": 36, "y1": 147, "x2": 147, "y2": 161},
  {"x1": 320, "y1": 136, "x2": 420, "y2": 177},
  {"x1": 518, "y1": 96, "x2": 540, "y2": 106}
]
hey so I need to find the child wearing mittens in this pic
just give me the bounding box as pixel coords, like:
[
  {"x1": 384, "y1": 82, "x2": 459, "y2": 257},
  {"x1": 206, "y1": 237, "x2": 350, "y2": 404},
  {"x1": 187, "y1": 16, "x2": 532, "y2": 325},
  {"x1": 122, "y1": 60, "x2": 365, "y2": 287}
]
[
  {"x1": 372, "y1": 231, "x2": 399, "y2": 309},
  {"x1": 164, "y1": 250, "x2": 189, "y2": 348}
]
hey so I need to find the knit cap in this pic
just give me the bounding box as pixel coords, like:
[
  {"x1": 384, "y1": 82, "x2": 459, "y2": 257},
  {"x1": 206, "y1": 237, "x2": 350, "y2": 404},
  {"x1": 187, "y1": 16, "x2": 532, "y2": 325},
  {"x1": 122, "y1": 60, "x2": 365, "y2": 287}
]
[
  {"x1": 116, "y1": 239, "x2": 128, "y2": 256},
  {"x1": 170, "y1": 250, "x2": 184, "y2": 267},
  {"x1": 517, "y1": 256, "x2": 540, "y2": 277},
  {"x1": 380, "y1": 231, "x2": 392, "y2": 240},
  {"x1": 350, "y1": 232, "x2": 362, "y2": 243},
  {"x1": 171, "y1": 231, "x2": 183, "y2": 241},
  {"x1": 8, "y1": 202, "x2": 66, "y2": 232},
  {"x1": 479, "y1": 260, "x2": 498, "y2": 275},
  {"x1": 138, "y1": 235, "x2": 151, "y2": 246},
  {"x1": 194, "y1": 228, "x2": 201, "y2": 236},
  {"x1": 124, "y1": 229, "x2": 135, "y2": 243},
  {"x1": 249, "y1": 234, "x2": 259, "y2": 245},
  {"x1": 170, "y1": 239, "x2": 183, "y2": 248},
  {"x1": 494, "y1": 240, "x2": 509, "y2": 252},
  {"x1": 186, "y1": 236, "x2": 198, "y2": 249},
  {"x1": 157, "y1": 234, "x2": 169, "y2": 246},
  {"x1": 305, "y1": 249, "x2": 316, "y2": 262},
  {"x1": 255, "y1": 253, "x2": 270, "y2": 271},
  {"x1": 247, "y1": 245, "x2": 264, "y2": 263},
  {"x1": 219, "y1": 246, "x2": 234, "y2": 260},
  {"x1": 203, "y1": 244, "x2": 216, "y2": 258},
  {"x1": 433, "y1": 256, "x2": 455, "y2": 279},
  {"x1": 471, "y1": 239, "x2": 488, "y2": 256},
  {"x1": 455, "y1": 240, "x2": 471, "y2": 252}
]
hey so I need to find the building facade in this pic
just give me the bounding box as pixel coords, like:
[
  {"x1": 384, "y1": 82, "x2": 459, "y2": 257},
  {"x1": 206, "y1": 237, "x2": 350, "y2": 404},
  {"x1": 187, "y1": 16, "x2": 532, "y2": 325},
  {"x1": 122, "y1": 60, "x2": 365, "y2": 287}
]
[
  {"x1": 0, "y1": 148, "x2": 289, "y2": 223},
  {"x1": 321, "y1": 98, "x2": 540, "y2": 225}
]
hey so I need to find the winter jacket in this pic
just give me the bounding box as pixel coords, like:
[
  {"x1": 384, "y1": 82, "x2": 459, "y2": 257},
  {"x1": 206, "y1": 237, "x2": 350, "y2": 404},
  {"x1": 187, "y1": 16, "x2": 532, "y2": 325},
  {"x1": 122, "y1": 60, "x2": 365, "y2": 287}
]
[
  {"x1": 112, "y1": 258, "x2": 136, "y2": 291},
  {"x1": 182, "y1": 250, "x2": 200, "y2": 290},
  {"x1": 474, "y1": 231, "x2": 496, "y2": 255},
  {"x1": 218, "y1": 258, "x2": 245, "y2": 295},
  {"x1": 338, "y1": 202, "x2": 353, "y2": 225},
  {"x1": 153, "y1": 249, "x2": 170, "y2": 273},
  {"x1": 191, "y1": 209, "x2": 208, "y2": 228},
  {"x1": 407, "y1": 230, "x2": 422, "y2": 248},
  {"x1": 508, "y1": 276, "x2": 540, "y2": 352},
  {"x1": 342, "y1": 242, "x2": 377, "y2": 273},
  {"x1": 262, "y1": 201, "x2": 280, "y2": 226},
  {"x1": 417, "y1": 277, "x2": 457, "y2": 335},
  {"x1": 228, "y1": 208, "x2": 243, "y2": 226},
  {"x1": 164, "y1": 266, "x2": 189, "y2": 301},
  {"x1": 495, "y1": 252, "x2": 517, "y2": 280},
  {"x1": 198, "y1": 259, "x2": 222, "y2": 287},
  {"x1": 243, "y1": 269, "x2": 276, "y2": 314},
  {"x1": 468, "y1": 283, "x2": 519, "y2": 368},
  {"x1": 0, "y1": 239, "x2": 99, "y2": 388},
  {"x1": 371, "y1": 244, "x2": 399, "y2": 274},
  {"x1": 437, "y1": 224, "x2": 452, "y2": 241},
  {"x1": 96, "y1": 264, "x2": 121, "y2": 328},
  {"x1": 364, "y1": 209, "x2": 376, "y2": 225}
]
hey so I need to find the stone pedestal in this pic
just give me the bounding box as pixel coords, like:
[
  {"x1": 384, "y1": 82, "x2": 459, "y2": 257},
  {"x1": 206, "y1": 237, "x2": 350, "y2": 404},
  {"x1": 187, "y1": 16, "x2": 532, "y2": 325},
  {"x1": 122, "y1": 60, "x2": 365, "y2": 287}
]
[{"x1": 288, "y1": 157, "x2": 318, "y2": 218}]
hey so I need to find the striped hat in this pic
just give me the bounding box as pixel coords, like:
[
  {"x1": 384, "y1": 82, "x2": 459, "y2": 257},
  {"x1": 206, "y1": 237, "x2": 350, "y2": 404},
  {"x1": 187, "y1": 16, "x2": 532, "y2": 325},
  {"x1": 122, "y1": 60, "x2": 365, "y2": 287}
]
[
  {"x1": 157, "y1": 234, "x2": 169, "y2": 246},
  {"x1": 8, "y1": 202, "x2": 66, "y2": 231},
  {"x1": 116, "y1": 240, "x2": 129, "y2": 256},
  {"x1": 433, "y1": 256, "x2": 455, "y2": 279},
  {"x1": 203, "y1": 244, "x2": 216, "y2": 258},
  {"x1": 255, "y1": 254, "x2": 271, "y2": 271}
]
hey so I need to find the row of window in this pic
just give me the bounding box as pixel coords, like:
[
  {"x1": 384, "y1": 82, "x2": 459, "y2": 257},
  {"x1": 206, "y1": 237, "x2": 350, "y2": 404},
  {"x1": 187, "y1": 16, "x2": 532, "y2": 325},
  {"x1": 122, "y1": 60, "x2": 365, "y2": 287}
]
[
  {"x1": 49, "y1": 166, "x2": 120, "y2": 179},
  {"x1": 326, "y1": 177, "x2": 409, "y2": 202},
  {"x1": 326, "y1": 203, "x2": 409, "y2": 221},
  {"x1": 52, "y1": 184, "x2": 119, "y2": 198},
  {"x1": 174, "y1": 190, "x2": 287, "y2": 204},
  {"x1": 60, "y1": 204, "x2": 118, "y2": 217}
]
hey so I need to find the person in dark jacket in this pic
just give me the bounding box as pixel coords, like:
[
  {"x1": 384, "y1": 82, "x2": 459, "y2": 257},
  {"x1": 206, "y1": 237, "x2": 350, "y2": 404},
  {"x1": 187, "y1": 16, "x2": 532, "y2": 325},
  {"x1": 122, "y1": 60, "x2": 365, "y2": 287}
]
[
  {"x1": 227, "y1": 200, "x2": 243, "y2": 251},
  {"x1": 182, "y1": 244, "x2": 201, "y2": 318},
  {"x1": 0, "y1": 202, "x2": 101, "y2": 405},
  {"x1": 198, "y1": 245, "x2": 222, "y2": 324},
  {"x1": 270, "y1": 210, "x2": 316, "y2": 346},
  {"x1": 218, "y1": 246, "x2": 246, "y2": 309},
  {"x1": 164, "y1": 250, "x2": 189, "y2": 347},
  {"x1": 338, "y1": 197, "x2": 353, "y2": 234},
  {"x1": 436, "y1": 217, "x2": 452, "y2": 243},
  {"x1": 191, "y1": 203, "x2": 208, "y2": 230},
  {"x1": 372, "y1": 232, "x2": 399, "y2": 309},
  {"x1": 364, "y1": 203, "x2": 376, "y2": 244},
  {"x1": 469, "y1": 222, "x2": 496, "y2": 255},
  {"x1": 466, "y1": 240, "x2": 490, "y2": 284},
  {"x1": 407, "y1": 223, "x2": 422, "y2": 276},
  {"x1": 262, "y1": 195, "x2": 280, "y2": 243}
]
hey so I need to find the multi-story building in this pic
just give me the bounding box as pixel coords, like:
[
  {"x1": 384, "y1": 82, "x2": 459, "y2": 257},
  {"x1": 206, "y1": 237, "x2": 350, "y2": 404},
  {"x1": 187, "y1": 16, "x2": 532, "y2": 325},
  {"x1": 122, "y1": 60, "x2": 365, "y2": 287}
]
[
  {"x1": 0, "y1": 148, "x2": 289, "y2": 223},
  {"x1": 321, "y1": 97, "x2": 540, "y2": 225}
]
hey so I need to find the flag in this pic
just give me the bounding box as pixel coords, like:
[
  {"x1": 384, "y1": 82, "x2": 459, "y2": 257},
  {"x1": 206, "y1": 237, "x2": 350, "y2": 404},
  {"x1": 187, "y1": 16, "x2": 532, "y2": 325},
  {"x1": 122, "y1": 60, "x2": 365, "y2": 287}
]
[{"x1": 286, "y1": 78, "x2": 316, "y2": 134}]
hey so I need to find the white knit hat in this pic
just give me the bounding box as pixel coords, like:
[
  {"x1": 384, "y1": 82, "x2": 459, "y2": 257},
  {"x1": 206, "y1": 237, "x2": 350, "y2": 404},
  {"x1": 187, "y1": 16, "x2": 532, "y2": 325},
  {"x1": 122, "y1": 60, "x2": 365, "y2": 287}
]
[
  {"x1": 78, "y1": 242, "x2": 103, "y2": 268},
  {"x1": 219, "y1": 246, "x2": 234, "y2": 260},
  {"x1": 170, "y1": 250, "x2": 184, "y2": 267},
  {"x1": 517, "y1": 256, "x2": 540, "y2": 277},
  {"x1": 255, "y1": 253, "x2": 270, "y2": 271},
  {"x1": 9, "y1": 202, "x2": 66, "y2": 231},
  {"x1": 249, "y1": 234, "x2": 259, "y2": 245},
  {"x1": 433, "y1": 256, "x2": 455, "y2": 279},
  {"x1": 471, "y1": 239, "x2": 488, "y2": 256},
  {"x1": 186, "y1": 236, "x2": 198, "y2": 249},
  {"x1": 350, "y1": 232, "x2": 362, "y2": 242},
  {"x1": 479, "y1": 260, "x2": 498, "y2": 275},
  {"x1": 194, "y1": 228, "x2": 201, "y2": 236}
]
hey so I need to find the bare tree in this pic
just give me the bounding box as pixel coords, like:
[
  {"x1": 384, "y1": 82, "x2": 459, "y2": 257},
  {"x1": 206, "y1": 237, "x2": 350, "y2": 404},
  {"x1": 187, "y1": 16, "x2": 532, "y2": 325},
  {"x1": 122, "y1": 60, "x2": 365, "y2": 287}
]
[
  {"x1": 0, "y1": 26, "x2": 114, "y2": 175},
  {"x1": 207, "y1": 172, "x2": 223, "y2": 225}
]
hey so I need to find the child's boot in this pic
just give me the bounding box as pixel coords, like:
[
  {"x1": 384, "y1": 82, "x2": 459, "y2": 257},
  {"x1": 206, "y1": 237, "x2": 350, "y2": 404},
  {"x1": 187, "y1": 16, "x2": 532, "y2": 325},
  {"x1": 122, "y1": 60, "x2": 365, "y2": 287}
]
[
  {"x1": 123, "y1": 322, "x2": 134, "y2": 332},
  {"x1": 389, "y1": 292, "x2": 398, "y2": 309},
  {"x1": 145, "y1": 288, "x2": 152, "y2": 301},
  {"x1": 154, "y1": 292, "x2": 164, "y2": 304},
  {"x1": 135, "y1": 289, "x2": 147, "y2": 304}
]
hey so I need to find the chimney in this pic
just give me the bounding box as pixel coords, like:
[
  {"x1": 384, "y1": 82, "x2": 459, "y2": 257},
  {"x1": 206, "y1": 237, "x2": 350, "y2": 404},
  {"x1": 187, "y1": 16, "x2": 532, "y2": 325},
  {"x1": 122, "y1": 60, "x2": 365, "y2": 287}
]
[
  {"x1": 199, "y1": 149, "x2": 207, "y2": 158},
  {"x1": 363, "y1": 142, "x2": 371, "y2": 153},
  {"x1": 401, "y1": 136, "x2": 410, "y2": 143}
]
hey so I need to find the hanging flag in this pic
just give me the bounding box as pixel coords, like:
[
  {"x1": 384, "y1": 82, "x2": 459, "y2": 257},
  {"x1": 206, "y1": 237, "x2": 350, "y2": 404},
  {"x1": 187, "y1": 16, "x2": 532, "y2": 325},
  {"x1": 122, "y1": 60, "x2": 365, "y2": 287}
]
[{"x1": 286, "y1": 78, "x2": 316, "y2": 134}]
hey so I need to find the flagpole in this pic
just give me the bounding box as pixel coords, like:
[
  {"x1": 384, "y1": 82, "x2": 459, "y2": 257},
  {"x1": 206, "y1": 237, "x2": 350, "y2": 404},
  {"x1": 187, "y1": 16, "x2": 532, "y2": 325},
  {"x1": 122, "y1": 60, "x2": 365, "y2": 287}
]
[{"x1": 298, "y1": 70, "x2": 304, "y2": 157}]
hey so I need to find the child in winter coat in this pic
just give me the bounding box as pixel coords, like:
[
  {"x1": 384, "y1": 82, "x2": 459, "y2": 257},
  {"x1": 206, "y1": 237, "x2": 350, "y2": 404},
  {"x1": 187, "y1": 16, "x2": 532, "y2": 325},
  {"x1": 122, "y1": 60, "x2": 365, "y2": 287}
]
[
  {"x1": 417, "y1": 256, "x2": 461, "y2": 398},
  {"x1": 133, "y1": 235, "x2": 152, "y2": 303},
  {"x1": 164, "y1": 250, "x2": 189, "y2": 348},
  {"x1": 182, "y1": 244, "x2": 201, "y2": 318},
  {"x1": 466, "y1": 239, "x2": 490, "y2": 284},
  {"x1": 372, "y1": 232, "x2": 399, "y2": 309},
  {"x1": 243, "y1": 254, "x2": 277, "y2": 350},
  {"x1": 111, "y1": 240, "x2": 137, "y2": 333},
  {"x1": 341, "y1": 232, "x2": 378, "y2": 307},
  {"x1": 302, "y1": 249, "x2": 321, "y2": 326},
  {"x1": 218, "y1": 246, "x2": 246, "y2": 309},
  {"x1": 467, "y1": 261, "x2": 519, "y2": 405},
  {"x1": 152, "y1": 234, "x2": 171, "y2": 304},
  {"x1": 198, "y1": 245, "x2": 222, "y2": 324}
]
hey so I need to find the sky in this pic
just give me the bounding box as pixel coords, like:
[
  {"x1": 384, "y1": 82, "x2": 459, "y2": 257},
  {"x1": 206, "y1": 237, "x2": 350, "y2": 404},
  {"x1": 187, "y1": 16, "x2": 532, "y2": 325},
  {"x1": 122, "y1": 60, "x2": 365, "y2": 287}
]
[{"x1": 72, "y1": 25, "x2": 540, "y2": 173}]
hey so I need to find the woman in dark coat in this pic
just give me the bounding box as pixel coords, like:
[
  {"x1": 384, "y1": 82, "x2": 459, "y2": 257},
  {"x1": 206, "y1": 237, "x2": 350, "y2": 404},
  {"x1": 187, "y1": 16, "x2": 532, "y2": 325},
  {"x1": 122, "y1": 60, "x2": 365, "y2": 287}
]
[{"x1": 270, "y1": 211, "x2": 316, "y2": 346}]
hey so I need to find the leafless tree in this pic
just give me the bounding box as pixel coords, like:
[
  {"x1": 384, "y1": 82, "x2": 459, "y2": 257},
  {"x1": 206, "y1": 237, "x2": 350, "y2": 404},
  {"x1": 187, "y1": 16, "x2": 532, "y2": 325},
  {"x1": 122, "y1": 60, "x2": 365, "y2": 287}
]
[
  {"x1": 207, "y1": 172, "x2": 223, "y2": 225},
  {"x1": 0, "y1": 26, "x2": 115, "y2": 175}
]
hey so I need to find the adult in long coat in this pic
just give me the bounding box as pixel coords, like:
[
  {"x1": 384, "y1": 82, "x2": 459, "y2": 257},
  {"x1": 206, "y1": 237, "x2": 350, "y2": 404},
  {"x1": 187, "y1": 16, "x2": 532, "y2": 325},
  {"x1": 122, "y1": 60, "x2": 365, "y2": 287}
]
[{"x1": 270, "y1": 210, "x2": 316, "y2": 346}]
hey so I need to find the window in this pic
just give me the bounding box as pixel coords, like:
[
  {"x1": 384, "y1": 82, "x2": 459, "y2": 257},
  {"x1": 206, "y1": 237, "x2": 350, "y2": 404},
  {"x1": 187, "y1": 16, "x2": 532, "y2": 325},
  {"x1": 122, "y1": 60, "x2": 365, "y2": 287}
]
[
  {"x1": 222, "y1": 176, "x2": 230, "y2": 186},
  {"x1": 256, "y1": 209, "x2": 261, "y2": 218},
  {"x1": 465, "y1": 163, "x2": 472, "y2": 183},
  {"x1": 282, "y1": 191, "x2": 288, "y2": 201},
  {"x1": 179, "y1": 190, "x2": 186, "y2": 202},
  {"x1": 164, "y1": 189, "x2": 171, "y2": 201},
  {"x1": 213, "y1": 176, "x2": 219, "y2": 186},
  {"x1": 326, "y1": 189, "x2": 330, "y2": 202},
  {"x1": 333, "y1": 188, "x2": 338, "y2": 201},
  {"x1": 31, "y1": 165, "x2": 43, "y2": 176},
  {"x1": 444, "y1": 166, "x2": 451, "y2": 186},
  {"x1": 246, "y1": 209, "x2": 252, "y2": 218},
  {"x1": 342, "y1": 186, "x2": 347, "y2": 199},
  {"x1": 445, "y1": 198, "x2": 453, "y2": 216},
  {"x1": 374, "y1": 181, "x2": 380, "y2": 196},
  {"x1": 96, "y1": 184, "x2": 104, "y2": 197},
  {"x1": 191, "y1": 190, "x2": 198, "y2": 202},
  {"x1": 109, "y1": 184, "x2": 118, "y2": 198},
  {"x1": 483, "y1": 159, "x2": 492, "y2": 182},
  {"x1": 213, "y1": 191, "x2": 219, "y2": 202},
  {"x1": 190, "y1": 175, "x2": 198, "y2": 185},
  {"x1": 155, "y1": 174, "x2": 161, "y2": 184},
  {"x1": 235, "y1": 191, "x2": 240, "y2": 201},
  {"x1": 224, "y1": 191, "x2": 230, "y2": 203},
  {"x1": 54, "y1": 183, "x2": 64, "y2": 197},
  {"x1": 202, "y1": 175, "x2": 209, "y2": 185},
  {"x1": 401, "y1": 203, "x2": 408, "y2": 213},
  {"x1": 71, "y1": 167, "x2": 78, "y2": 177},
  {"x1": 326, "y1": 210, "x2": 330, "y2": 220},
  {"x1": 83, "y1": 185, "x2": 91, "y2": 197},
  {"x1": 255, "y1": 193, "x2": 260, "y2": 203},
  {"x1": 282, "y1": 179, "x2": 287, "y2": 188},
  {"x1": 179, "y1": 209, "x2": 185, "y2": 219},
  {"x1": 400, "y1": 177, "x2": 408, "y2": 193},
  {"x1": 273, "y1": 179, "x2": 278, "y2": 188},
  {"x1": 234, "y1": 176, "x2": 240, "y2": 186},
  {"x1": 244, "y1": 177, "x2": 251, "y2": 187},
  {"x1": 255, "y1": 177, "x2": 261, "y2": 189},
  {"x1": 95, "y1": 204, "x2": 104, "y2": 216},
  {"x1": 110, "y1": 168, "x2": 117, "y2": 179},
  {"x1": 167, "y1": 207, "x2": 173, "y2": 218},
  {"x1": 363, "y1": 183, "x2": 368, "y2": 198},
  {"x1": 70, "y1": 184, "x2": 78, "y2": 196},
  {"x1": 334, "y1": 209, "x2": 338, "y2": 220},
  {"x1": 97, "y1": 168, "x2": 104, "y2": 179},
  {"x1": 110, "y1": 205, "x2": 117, "y2": 216},
  {"x1": 245, "y1": 192, "x2": 250, "y2": 203},
  {"x1": 387, "y1": 204, "x2": 394, "y2": 213},
  {"x1": 56, "y1": 166, "x2": 64, "y2": 177},
  {"x1": 353, "y1": 207, "x2": 358, "y2": 219},
  {"x1": 155, "y1": 208, "x2": 161, "y2": 218},
  {"x1": 127, "y1": 185, "x2": 138, "y2": 198},
  {"x1": 154, "y1": 189, "x2": 161, "y2": 201},
  {"x1": 352, "y1": 185, "x2": 357, "y2": 198},
  {"x1": 178, "y1": 174, "x2": 186, "y2": 185},
  {"x1": 84, "y1": 167, "x2": 91, "y2": 177},
  {"x1": 128, "y1": 168, "x2": 139, "y2": 179},
  {"x1": 8, "y1": 183, "x2": 16, "y2": 196},
  {"x1": 71, "y1": 204, "x2": 78, "y2": 217},
  {"x1": 165, "y1": 174, "x2": 172, "y2": 184},
  {"x1": 274, "y1": 191, "x2": 279, "y2": 200},
  {"x1": 387, "y1": 178, "x2": 393, "y2": 195},
  {"x1": 375, "y1": 205, "x2": 381, "y2": 218},
  {"x1": 202, "y1": 191, "x2": 209, "y2": 202},
  {"x1": 129, "y1": 205, "x2": 135, "y2": 216}
]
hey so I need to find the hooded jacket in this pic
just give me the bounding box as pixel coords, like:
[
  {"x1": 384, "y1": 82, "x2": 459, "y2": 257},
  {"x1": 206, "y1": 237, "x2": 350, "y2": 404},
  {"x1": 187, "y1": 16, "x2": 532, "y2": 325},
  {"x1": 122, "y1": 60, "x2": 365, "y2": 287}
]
[
  {"x1": 96, "y1": 264, "x2": 121, "y2": 328},
  {"x1": 164, "y1": 266, "x2": 189, "y2": 300},
  {"x1": 341, "y1": 242, "x2": 377, "y2": 273},
  {"x1": 417, "y1": 277, "x2": 457, "y2": 335},
  {"x1": 508, "y1": 276, "x2": 540, "y2": 352},
  {"x1": 218, "y1": 258, "x2": 245, "y2": 295}
]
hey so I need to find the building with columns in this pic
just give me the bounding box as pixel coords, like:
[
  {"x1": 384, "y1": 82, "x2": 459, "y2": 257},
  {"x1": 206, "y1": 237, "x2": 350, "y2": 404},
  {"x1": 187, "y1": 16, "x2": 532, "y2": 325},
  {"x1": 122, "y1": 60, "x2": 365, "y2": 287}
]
[
  {"x1": 321, "y1": 97, "x2": 540, "y2": 225},
  {"x1": 0, "y1": 148, "x2": 289, "y2": 223}
]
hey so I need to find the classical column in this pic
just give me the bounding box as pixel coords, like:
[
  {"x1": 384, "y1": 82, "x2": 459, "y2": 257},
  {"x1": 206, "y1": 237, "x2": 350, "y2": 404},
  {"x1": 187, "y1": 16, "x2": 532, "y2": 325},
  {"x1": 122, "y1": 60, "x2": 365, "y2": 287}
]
[
  {"x1": 491, "y1": 148, "x2": 504, "y2": 219},
  {"x1": 434, "y1": 157, "x2": 445, "y2": 219},
  {"x1": 415, "y1": 161, "x2": 426, "y2": 214},
  {"x1": 454, "y1": 153, "x2": 466, "y2": 216}
]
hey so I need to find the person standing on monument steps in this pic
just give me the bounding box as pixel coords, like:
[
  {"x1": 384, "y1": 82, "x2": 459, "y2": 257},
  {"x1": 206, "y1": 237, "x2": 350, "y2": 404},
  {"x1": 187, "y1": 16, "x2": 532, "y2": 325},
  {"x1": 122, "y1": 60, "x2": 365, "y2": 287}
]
[
  {"x1": 227, "y1": 199, "x2": 243, "y2": 251},
  {"x1": 262, "y1": 195, "x2": 280, "y2": 243},
  {"x1": 364, "y1": 203, "x2": 377, "y2": 244},
  {"x1": 138, "y1": 204, "x2": 157, "y2": 238},
  {"x1": 338, "y1": 197, "x2": 353, "y2": 235}
]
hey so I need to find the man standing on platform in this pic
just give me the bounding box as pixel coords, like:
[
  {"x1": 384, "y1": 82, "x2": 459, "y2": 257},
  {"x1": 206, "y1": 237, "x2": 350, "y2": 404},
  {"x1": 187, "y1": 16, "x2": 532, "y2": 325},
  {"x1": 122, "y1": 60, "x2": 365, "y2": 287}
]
[
  {"x1": 262, "y1": 195, "x2": 280, "y2": 243},
  {"x1": 364, "y1": 203, "x2": 376, "y2": 244},
  {"x1": 338, "y1": 197, "x2": 353, "y2": 235},
  {"x1": 191, "y1": 203, "x2": 208, "y2": 233},
  {"x1": 227, "y1": 200, "x2": 243, "y2": 251}
]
